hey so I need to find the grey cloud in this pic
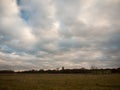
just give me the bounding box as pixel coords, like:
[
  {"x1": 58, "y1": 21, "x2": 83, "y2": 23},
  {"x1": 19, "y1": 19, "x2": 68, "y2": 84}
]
[{"x1": 0, "y1": 0, "x2": 120, "y2": 70}]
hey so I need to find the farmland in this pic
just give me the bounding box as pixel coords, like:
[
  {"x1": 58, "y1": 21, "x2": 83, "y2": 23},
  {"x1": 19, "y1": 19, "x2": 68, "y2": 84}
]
[{"x1": 0, "y1": 74, "x2": 120, "y2": 90}]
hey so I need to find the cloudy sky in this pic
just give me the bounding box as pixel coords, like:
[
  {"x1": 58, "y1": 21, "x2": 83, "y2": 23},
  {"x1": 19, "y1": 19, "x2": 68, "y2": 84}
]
[{"x1": 0, "y1": 0, "x2": 120, "y2": 70}]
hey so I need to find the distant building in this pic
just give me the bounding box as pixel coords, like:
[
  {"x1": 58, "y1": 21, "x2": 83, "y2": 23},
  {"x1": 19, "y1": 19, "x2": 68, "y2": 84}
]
[{"x1": 62, "y1": 66, "x2": 64, "y2": 70}]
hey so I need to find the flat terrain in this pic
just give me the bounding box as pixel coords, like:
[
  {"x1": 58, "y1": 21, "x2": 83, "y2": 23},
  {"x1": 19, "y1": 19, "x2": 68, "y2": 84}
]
[{"x1": 0, "y1": 74, "x2": 120, "y2": 90}]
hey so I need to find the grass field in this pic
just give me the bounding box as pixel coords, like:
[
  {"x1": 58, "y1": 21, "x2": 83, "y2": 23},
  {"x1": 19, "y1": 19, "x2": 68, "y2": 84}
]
[{"x1": 0, "y1": 74, "x2": 120, "y2": 90}]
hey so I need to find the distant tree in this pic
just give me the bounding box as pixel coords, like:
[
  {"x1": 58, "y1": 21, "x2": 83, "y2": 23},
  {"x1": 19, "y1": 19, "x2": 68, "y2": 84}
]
[
  {"x1": 91, "y1": 65, "x2": 97, "y2": 70},
  {"x1": 0, "y1": 70, "x2": 14, "y2": 73}
]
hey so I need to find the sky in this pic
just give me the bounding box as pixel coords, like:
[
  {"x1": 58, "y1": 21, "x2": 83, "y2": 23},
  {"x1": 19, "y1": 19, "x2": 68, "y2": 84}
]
[{"x1": 0, "y1": 0, "x2": 120, "y2": 70}]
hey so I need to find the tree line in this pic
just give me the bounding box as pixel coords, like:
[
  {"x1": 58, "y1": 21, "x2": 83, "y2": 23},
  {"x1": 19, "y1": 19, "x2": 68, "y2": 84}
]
[{"x1": 0, "y1": 67, "x2": 120, "y2": 74}]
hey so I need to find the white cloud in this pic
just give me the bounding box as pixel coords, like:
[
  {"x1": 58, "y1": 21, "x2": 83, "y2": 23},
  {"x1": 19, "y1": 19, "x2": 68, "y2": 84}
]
[
  {"x1": 0, "y1": 0, "x2": 37, "y2": 50},
  {"x1": 0, "y1": 0, "x2": 120, "y2": 70}
]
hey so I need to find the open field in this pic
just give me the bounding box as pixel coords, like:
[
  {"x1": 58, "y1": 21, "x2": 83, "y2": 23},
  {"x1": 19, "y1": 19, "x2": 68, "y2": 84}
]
[{"x1": 0, "y1": 74, "x2": 120, "y2": 90}]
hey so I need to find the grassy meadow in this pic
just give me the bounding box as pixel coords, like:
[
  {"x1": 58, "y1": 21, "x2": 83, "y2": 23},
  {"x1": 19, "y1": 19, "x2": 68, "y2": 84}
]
[{"x1": 0, "y1": 74, "x2": 120, "y2": 90}]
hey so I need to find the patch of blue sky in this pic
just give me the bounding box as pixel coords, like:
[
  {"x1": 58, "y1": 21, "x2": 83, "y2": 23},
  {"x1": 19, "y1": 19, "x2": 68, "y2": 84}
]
[
  {"x1": 0, "y1": 45, "x2": 14, "y2": 54},
  {"x1": 20, "y1": 10, "x2": 30, "y2": 22},
  {"x1": 17, "y1": 0, "x2": 21, "y2": 6},
  {"x1": 17, "y1": 0, "x2": 30, "y2": 22}
]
